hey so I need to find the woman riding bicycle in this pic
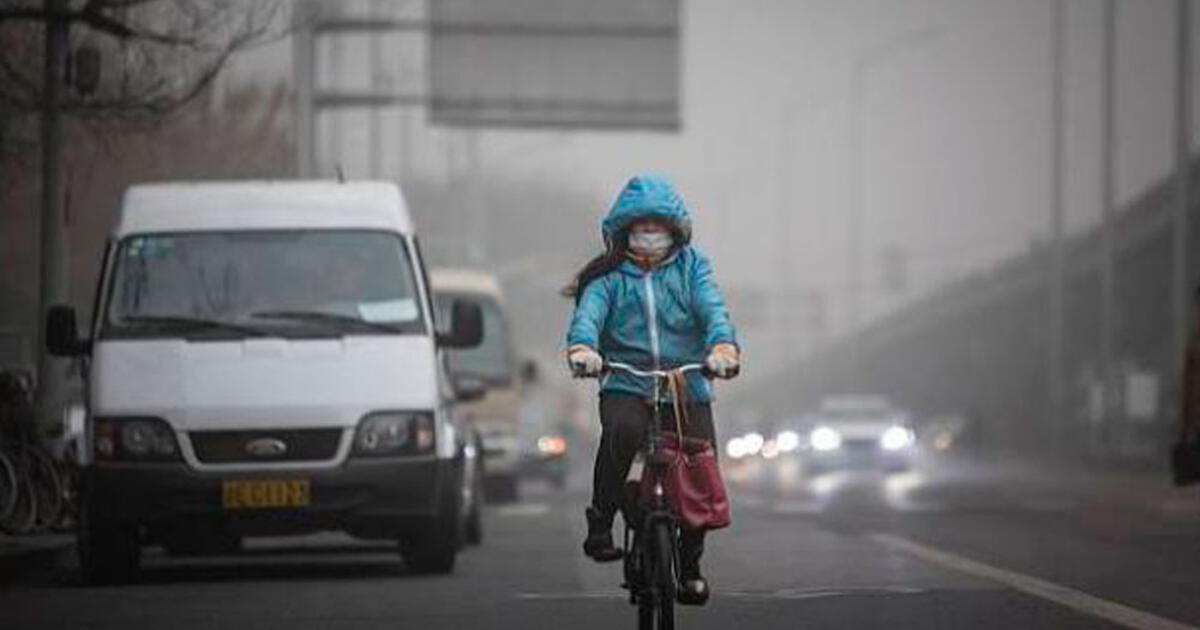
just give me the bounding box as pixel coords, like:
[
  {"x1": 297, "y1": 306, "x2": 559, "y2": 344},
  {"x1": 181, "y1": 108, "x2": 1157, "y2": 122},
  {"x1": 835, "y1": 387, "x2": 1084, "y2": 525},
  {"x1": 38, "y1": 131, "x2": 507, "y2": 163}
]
[{"x1": 564, "y1": 174, "x2": 740, "y2": 606}]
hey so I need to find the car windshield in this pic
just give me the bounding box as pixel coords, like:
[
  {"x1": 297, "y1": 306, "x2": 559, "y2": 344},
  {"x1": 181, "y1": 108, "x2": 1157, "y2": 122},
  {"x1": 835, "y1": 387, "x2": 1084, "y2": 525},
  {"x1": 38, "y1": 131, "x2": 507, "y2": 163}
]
[
  {"x1": 104, "y1": 230, "x2": 425, "y2": 338},
  {"x1": 434, "y1": 295, "x2": 513, "y2": 384}
]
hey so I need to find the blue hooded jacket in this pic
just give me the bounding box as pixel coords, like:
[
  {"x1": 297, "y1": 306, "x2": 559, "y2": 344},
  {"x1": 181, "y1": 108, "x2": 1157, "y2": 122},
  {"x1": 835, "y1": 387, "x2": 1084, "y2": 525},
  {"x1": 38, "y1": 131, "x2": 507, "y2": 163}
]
[{"x1": 567, "y1": 175, "x2": 738, "y2": 403}]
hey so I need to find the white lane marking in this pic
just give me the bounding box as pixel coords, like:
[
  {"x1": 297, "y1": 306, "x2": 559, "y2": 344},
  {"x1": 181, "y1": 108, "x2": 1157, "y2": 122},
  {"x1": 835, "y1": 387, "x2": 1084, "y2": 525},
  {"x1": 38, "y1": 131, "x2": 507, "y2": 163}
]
[
  {"x1": 495, "y1": 503, "x2": 551, "y2": 517},
  {"x1": 518, "y1": 586, "x2": 927, "y2": 601},
  {"x1": 517, "y1": 591, "x2": 626, "y2": 600},
  {"x1": 724, "y1": 586, "x2": 926, "y2": 600},
  {"x1": 870, "y1": 533, "x2": 1200, "y2": 630}
]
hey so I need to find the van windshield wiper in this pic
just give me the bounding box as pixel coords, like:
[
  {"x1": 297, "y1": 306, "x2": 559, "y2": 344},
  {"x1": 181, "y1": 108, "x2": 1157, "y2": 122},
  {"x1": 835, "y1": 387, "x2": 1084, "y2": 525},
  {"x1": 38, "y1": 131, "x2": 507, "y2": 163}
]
[
  {"x1": 249, "y1": 310, "x2": 404, "y2": 334},
  {"x1": 120, "y1": 315, "x2": 272, "y2": 337}
]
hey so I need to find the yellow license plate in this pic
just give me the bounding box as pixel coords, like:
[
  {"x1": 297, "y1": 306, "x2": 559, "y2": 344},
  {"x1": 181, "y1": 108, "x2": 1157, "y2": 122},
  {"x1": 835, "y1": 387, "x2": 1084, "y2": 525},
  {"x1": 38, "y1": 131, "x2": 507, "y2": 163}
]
[{"x1": 222, "y1": 479, "x2": 311, "y2": 509}]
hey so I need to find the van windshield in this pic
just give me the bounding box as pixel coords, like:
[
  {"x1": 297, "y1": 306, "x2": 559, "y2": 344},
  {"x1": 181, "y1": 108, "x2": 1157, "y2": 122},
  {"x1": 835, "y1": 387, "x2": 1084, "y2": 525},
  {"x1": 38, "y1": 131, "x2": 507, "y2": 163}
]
[
  {"x1": 435, "y1": 296, "x2": 514, "y2": 384},
  {"x1": 104, "y1": 230, "x2": 426, "y2": 338}
]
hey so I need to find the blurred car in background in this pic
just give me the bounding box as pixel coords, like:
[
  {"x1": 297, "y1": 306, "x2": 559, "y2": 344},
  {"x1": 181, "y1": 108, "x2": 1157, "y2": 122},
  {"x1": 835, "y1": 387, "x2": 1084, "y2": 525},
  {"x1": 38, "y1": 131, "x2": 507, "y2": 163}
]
[
  {"x1": 520, "y1": 432, "x2": 569, "y2": 489},
  {"x1": 432, "y1": 269, "x2": 535, "y2": 503},
  {"x1": 514, "y1": 365, "x2": 575, "y2": 490},
  {"x1": 800, "y1": 395, "x2": 917, "y2": 473}
]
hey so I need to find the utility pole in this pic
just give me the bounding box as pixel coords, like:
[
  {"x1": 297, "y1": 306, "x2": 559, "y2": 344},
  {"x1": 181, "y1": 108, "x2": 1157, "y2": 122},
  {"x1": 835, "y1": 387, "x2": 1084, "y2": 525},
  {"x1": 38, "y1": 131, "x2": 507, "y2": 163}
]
[
  {"x1": 328, "y1": 29, "x2": 345, "y2": 175},
  {"x1": 464, "y1": 130, "x2": 484, "y2": 264},
  {"x1": 848, "y1": 64, "x2": 864, "y2": 381},
  {"x1": 1173, "y1": 0, "x2": 1193, "y2": 387},
  {"x1": 293, "y1": 0, "x2": 317, "y2": 178},
  {"x1": 1099, "y1": 0, "x2": 1118, "y2": 448},
  {"x1": 846, "y1": 26, "x2": 941, "y2": 384},
  {"x1": 368, "y1": 0, "x2": 384, "y2": 178},
  {"x1": 1048, "y1": 0, "x2": 1067, "y2": 447},
  {"x1": 35, "y1": 0, "x2": 70, "y2": 424},
  {"x1": 777, "y1": 103, "x2": 795, "y2": 370}
]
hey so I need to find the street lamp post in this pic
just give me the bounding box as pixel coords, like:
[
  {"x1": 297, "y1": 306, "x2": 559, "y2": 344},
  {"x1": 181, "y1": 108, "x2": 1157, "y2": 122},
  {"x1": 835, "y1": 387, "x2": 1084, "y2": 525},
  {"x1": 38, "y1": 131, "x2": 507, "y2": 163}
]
[
  {"x1": 1173, "y1": 0, "x2": 1193, "y2": 411},
  {"x1": 35, "y1": 0, "x2": 70, "y2": 423},
  {"x1": 846, "y1": 26, "x2": 941, "y2": 384},
  {"x1": 1048, "y1": 0, "x2": 1067, "y2": 448},
  {"x1": 1099, "y1": 0, "x2": 1118, "y2": 447}
]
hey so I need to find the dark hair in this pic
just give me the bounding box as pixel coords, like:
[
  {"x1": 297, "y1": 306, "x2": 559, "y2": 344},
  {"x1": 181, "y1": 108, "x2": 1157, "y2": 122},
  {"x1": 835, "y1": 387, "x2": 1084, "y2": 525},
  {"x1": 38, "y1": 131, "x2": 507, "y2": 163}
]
[
  {"x1": 562, "y1": 232, "x2": 627, "y2": 302},
  {"x1": 562, "y1": 221, "x2": 688, "y2": 302}
]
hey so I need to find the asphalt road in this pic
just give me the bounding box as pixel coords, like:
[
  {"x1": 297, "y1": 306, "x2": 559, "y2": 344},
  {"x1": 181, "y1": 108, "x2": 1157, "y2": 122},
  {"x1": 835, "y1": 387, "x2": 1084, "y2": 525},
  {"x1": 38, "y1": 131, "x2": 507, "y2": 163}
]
[{"x1": 4, "y1": 453, "x2": 1200, "y2": 630}]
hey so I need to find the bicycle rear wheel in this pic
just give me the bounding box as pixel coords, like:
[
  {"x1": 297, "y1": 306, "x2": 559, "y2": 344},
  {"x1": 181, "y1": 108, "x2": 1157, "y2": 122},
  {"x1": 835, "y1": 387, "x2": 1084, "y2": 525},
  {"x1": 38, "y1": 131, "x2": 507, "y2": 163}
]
[
  {"x1": 653, "y1": 521, "x2": 677, "y2": 630},
  {"x1": 0, "y1": 461, "x2": 37, "y2": 535},
  {"x1": 0, "y1": 449, "x2": 17, "y2": 521}
]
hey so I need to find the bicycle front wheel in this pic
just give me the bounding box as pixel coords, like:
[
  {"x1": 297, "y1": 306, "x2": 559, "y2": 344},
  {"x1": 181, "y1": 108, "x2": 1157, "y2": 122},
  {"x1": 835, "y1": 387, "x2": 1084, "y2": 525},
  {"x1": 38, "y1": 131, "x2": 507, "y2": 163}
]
[
  {"x1": 26, "y1": 446, "x2": 65, "y2": 533},
  {"x1": 653, "y1": 521, "x2": 677, "y2": 630}
]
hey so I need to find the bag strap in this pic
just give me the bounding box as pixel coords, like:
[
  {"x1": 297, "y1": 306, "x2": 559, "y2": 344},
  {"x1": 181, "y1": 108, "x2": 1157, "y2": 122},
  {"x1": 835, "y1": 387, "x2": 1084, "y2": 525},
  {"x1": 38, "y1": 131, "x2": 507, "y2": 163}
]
[{"x1": 667, "y1": 369, "x2": 690, "y2": 450}]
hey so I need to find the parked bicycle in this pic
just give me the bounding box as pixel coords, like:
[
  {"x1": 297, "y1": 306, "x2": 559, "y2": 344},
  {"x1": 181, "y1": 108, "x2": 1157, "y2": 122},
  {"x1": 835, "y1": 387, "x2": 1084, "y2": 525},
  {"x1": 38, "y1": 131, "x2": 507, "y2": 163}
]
[
  {"x1": 592, "y1": 361, "x2": 710, "y2": 630},
  {"x1": 0, "y1": 370, "x2": 69, "y2": 536}
]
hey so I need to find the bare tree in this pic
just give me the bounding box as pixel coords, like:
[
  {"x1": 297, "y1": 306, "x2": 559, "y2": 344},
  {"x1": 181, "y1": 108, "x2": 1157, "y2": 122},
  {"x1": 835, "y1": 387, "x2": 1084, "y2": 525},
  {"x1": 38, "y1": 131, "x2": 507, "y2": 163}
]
[
  {"x1": 0, "y1": 0, "x2": 284, "y2": 421},
  {"x1": 0, "y1": 0, "x2": 283, "y2": 121}
]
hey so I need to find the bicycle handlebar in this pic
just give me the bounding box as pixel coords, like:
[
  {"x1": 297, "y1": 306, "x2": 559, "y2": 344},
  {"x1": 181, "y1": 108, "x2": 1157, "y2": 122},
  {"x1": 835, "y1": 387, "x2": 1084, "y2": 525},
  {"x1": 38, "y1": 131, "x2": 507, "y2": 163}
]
[{"x1": 603, "y1": 361, "x2": 707, "y2": 379}]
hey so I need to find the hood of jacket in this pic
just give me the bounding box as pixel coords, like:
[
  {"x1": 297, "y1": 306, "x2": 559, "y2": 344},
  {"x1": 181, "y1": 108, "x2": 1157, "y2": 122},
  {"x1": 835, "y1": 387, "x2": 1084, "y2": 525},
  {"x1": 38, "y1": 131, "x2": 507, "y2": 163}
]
[{"x1": 601, "y1": 174, "x2": 693, "y2": 248}]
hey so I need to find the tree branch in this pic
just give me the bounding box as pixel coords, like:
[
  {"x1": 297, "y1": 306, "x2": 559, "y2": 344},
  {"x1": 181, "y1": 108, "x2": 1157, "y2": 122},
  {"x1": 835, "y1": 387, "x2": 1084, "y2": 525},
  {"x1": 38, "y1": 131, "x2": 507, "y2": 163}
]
[{"x1": 0, "y1": 8, "x2": 47, "y2": 25}]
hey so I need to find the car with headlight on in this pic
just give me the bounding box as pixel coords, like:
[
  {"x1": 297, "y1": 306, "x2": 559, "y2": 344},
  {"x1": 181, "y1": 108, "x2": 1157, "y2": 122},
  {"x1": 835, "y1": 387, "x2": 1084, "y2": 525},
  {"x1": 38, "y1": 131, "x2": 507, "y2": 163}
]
[
  {"x1": 801, "y1": 395, "x2": 916, "y2": 473},
  {"x1": 45, "y1": 181, "x2": 486, "y2": 583}
]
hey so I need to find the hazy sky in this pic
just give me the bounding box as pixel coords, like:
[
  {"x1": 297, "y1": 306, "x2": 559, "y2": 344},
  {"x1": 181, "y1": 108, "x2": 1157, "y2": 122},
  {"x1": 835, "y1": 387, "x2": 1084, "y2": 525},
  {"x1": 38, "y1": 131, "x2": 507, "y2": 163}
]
[{"x1": 228, "y1": 0, "x2": 1193, "y2": 363}]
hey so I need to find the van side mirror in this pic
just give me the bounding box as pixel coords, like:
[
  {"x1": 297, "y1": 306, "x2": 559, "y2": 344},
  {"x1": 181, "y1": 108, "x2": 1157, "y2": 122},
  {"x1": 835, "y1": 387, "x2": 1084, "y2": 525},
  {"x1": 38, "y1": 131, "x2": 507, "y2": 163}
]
[
  {"x1": 46, "y1": 305, "x2": 89, "y2": 356},
  {"x1": 452, "y1": 375, "x2": 488, "y2": 403},
  {"x1": 437, "y1": 300, "x2": 483, "y2": 349}
]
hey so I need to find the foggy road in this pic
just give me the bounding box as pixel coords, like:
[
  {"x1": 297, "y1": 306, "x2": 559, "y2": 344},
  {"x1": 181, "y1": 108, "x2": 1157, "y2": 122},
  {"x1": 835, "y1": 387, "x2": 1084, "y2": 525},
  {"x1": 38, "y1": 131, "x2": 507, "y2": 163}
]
[{"x1": 4, "y1": 457, "x2": 1199, "y2": 630}]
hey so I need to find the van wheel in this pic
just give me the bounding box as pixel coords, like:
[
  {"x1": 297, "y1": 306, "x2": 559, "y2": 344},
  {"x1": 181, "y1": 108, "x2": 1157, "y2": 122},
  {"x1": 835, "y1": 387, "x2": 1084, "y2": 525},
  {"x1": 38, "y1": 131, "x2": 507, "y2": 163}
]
[
  {"x1": 78, "y1": 503, "x2": 140, "y2": 585},
  {"x1": 464, "y1": 472, "x2": 484, "y2": 546},
  {"x1": 401, "y1": 518, "x2": 458, "y2": 574},
  {"x1": 401, "y1": 482, "x2": 460, "y2": 574}
]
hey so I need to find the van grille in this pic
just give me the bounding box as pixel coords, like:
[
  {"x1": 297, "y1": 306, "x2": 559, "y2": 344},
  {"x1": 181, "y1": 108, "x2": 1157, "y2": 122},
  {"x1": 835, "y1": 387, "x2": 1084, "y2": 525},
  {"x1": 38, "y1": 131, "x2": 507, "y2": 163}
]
[{"x1": 190, "y1": 428, "x2": 343, "y2": 464}]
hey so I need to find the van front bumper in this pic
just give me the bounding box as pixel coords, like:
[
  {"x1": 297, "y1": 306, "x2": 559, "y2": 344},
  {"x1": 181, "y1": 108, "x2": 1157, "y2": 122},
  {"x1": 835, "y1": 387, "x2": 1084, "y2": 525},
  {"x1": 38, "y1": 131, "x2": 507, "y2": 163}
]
[{"x1": 82, "y1": 456, "x2": 460, "y2": 539}]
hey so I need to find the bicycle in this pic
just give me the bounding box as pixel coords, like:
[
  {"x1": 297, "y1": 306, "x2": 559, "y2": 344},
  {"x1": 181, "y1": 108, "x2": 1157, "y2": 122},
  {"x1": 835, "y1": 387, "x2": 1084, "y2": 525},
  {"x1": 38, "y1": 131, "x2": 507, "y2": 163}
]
[
  {"x1": 594, "y1": 361, "x2": 709, "y2": 630},
  {"x1": 0, "y1": 370, "x2": 66, "y2": 535}
]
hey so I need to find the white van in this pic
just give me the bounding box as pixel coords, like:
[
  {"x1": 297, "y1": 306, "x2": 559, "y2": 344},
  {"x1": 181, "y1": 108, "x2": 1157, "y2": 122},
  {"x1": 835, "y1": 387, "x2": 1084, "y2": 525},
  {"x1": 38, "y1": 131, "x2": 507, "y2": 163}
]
[
  {"x1": 46, "y1": 181, "x2": 486, "y2": 583},
  {"x1": 430, "y1": 270, "x2": 530, "y2": 502}
]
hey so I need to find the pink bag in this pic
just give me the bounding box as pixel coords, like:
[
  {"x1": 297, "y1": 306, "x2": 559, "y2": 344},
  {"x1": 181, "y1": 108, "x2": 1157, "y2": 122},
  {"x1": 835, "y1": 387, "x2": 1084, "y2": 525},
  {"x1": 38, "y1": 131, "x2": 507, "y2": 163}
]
[{"x1": 655, "y1": 431, "x2": 732, "y2": 531}]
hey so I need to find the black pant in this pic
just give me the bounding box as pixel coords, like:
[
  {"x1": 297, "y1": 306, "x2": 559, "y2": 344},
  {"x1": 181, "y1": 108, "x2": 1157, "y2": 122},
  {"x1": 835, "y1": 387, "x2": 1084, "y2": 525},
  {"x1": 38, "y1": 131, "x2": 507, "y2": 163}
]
[{"x1": 592, "y1": 394, "x2": 716, "y2": 575}]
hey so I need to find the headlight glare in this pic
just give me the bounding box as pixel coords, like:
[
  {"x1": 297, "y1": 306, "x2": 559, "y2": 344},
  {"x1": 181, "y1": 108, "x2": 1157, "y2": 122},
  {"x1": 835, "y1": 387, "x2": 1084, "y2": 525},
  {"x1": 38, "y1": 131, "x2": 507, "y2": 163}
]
[
  {"x1": 881, "y1": 426, "x2": 915, "y2": 451},
  {"x1": 776, "y1": 430, "x2": 801, "y2": 453},
  {"x1": 810, "y1": 427, "x2": 842, "y2": 451},
  {"x1": 537, "y1": 436, "x2": 567, "y2": 456}
]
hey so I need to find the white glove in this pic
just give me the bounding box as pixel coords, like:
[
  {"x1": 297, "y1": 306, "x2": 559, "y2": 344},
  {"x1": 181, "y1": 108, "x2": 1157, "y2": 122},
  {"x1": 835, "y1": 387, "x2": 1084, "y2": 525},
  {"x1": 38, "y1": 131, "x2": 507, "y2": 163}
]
[
  {"x1": 705, "y1": 343, "x2": 740, "y2": 379},
  {"x1": 568, "y1": 345, "x2": 604, "y2": 377}
]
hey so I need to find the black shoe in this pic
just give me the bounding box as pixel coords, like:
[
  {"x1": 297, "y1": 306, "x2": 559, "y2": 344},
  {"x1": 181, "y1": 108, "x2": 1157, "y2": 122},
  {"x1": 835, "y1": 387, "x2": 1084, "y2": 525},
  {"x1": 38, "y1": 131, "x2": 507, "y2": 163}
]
[
  {"x1": 583, "y1": 507, "x2": 623, "y2": 563},
  {"x1": 677, "y1": 576, "x2": 710, "y2": 606},
  {"x1": 677, "y1": 559, "x2": 710, "y2": 606}
]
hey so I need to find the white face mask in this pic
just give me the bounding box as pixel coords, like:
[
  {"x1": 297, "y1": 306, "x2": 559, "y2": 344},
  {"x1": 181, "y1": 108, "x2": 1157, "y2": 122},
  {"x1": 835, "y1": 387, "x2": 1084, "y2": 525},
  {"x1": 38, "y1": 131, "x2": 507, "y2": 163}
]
[{"x1": 628, "y1": 231, "x2": 674, "y2": 257}]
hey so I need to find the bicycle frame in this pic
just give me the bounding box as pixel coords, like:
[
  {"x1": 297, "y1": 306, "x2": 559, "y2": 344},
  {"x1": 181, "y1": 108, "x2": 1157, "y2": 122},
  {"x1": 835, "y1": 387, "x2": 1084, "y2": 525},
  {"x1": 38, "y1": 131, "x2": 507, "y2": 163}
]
[{"x1": 603, "y1": 362, "x2": 704, "y2": 627}]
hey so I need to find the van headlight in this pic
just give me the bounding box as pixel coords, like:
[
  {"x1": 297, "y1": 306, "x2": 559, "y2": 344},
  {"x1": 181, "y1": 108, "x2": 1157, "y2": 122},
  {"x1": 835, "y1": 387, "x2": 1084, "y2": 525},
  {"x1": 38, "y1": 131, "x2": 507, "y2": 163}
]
[
  {"x1": 94, "y1": 417, "x2": 179, "y2": 461},
  {"x1": 354, "y1": 412, "x2": 435, "y2": 457},
  {"x1": 880, "y1": 426, "x2": 915, "y2": 451}
]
